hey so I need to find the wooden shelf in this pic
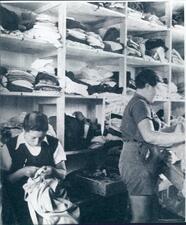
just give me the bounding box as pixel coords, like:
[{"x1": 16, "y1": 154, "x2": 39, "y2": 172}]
[
  {"x1": 170, "y1": 99, "x2": 185, "y2": 103},
  {"x1": 67, "y1": 46, "x2": 124, "y2": 62},
  {"x1": 2, "y1": 2, "x2": 59, "y2": 17},
  {"x1": 0, "y1": 90, "x2": 61, "y2": 97},
  {"x1": 127, "y1": 14, "x2": 168, "y2": 32},
  {"x1": 67, "y1": 2, "x2": 125, "y2": 24},
  {"x1": 171, "y1": 64, "x2": 184, "y2": 73},
  {"x1": 127, "y1": 56, "x2": 169, "y2": 67},
  {"x1": 172, "y1": 26, "x2": 185, "y2": 44},
  {"x1": 65, "y1": 95, "x2": 104, "y2": 101},
  {"x1": 0, "y1": 34, "x2": 58, "y2": 54}
]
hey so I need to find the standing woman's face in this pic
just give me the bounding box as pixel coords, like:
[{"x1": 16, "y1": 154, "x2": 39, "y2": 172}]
[
  {"x1": 146, "y1": 84, "x2": 157, "y2": 103},
  {"x1": 24, "y1": 130, "x2": 46, "y2": 146}
]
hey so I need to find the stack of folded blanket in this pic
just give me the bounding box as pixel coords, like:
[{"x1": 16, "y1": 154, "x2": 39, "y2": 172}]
[{"x1": 6, "y1": 70, "x2": 35, "y2": 92}]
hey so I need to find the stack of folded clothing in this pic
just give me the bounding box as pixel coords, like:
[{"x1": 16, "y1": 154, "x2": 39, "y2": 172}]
[
  {"x1": 66, "y1": 17, "x2": 104, "y2": 50},
  {"x1": 103, "y1": 27, "x2": 124, "y2": 53},
  {"x1": 170, "y1": 81, "x2": 184, "y2": 99},
  {"x1": 171, "y1": 49, "x2": 184, "y2": 64},
  {"x1": 35, "y1": 72, "x2": 61, "y2": 92},
  {"x1": 24, "y1": 14, "x2": 61, "y2": 47},
  {"x1": 6, "y1": 69, "x2": 35, "y2": 92}
]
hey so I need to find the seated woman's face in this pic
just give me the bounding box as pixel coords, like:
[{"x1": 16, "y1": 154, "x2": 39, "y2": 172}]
[{"x1": 24, "y1": 130, "x2": 46, "y2": 146}]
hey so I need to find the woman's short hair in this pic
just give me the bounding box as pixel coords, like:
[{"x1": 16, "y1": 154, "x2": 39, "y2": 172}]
[
  {"x1": 135, "y1": 69, "x2": 161, "y2": 89},
  {"x1": 23, "y1": 111, "x2": 48, "y2": 132}
]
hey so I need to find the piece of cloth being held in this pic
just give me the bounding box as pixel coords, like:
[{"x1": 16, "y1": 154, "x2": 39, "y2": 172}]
[{"x1": 23, "y1": 167, "x2": 80, "y2": 225}]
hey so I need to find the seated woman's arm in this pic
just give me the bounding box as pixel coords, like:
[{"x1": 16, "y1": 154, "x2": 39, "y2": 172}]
[
  {"x1": 8, "y1": 166, "x2": 39, "y2": 183},
  {"x1": 138, "y1": 118, "x2": 185, "y2": 146}
]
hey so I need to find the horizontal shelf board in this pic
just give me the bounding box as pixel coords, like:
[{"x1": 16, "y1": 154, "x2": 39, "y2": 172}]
[
  {"x1": 65, "y1": 95, "x2": 104, "y2": 100},
  {"x1": 67, "y1": 2, "x2": 125, "y2": 24},
  {"x1": 67, "y1": 46, "x2": 124, "y2": 61},
  {"x1": 170, "y1": 99, "x2": 185, "y2": 103},
  {"x1": 172, "y1": 26, "x2": 185, "y2": 43},
  {"x1": 154, "y1": 98, "x2": 169, "y2": 102},
  {"x1": 127, "y1": 15, "x2": 168, "y2": 32},
  {"x1": 171, "y1": 64, "x2": 184, "y2": 72},
  {"x1": 2, "y1": 2, "x2": 59, "y2": 17},
  {"x1": 0, "y1": 34, "x2": 57, "y2": 54},
  {"x1": 127, "y1": 56, "x2": 169, "y2": 67},
  {"x1": 0, "y1": 91, "x2": 61, "y2": 97}
]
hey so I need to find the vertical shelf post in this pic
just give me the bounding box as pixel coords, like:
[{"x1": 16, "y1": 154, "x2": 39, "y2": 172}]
[{"x1": 56, "y1": 2, "x2": 66, "y2": 144}]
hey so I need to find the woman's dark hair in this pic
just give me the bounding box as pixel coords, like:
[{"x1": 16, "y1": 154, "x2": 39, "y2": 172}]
[
  {"x1": 23, "y1": 111, "x2": 48, "y2": 132},
  {"x1": 135, "y1": 69, "x2": 161, "y2": 89}
]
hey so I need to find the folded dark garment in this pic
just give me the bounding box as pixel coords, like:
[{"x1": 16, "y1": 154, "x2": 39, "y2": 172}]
[
  {"x1": 111, "y1": 113, "x2": 122, "y2": 119},
  {"x1": 88, "y1": 83, "x2": 123, "y2": 95},
  {"x1": 0, "y1": 66, "x2": 8, "y2": 76},
  {"x1": 103, "y1": 27, "x2": 120, "y2": 42},
  {"x1": 7, "y1": 82, "x2": 33, "y2": 92},
  {"x1": 67, "y1": 18, "x2": 87, "y2": 30},
  {"x1": 145, "y1": 39, "x2": 168, "y2": 52},
  {"x1": 35, "y1": 72, "x2": 59, "y2": 86},
  {"x1": 0, "y1": 5, "x2": 19, "y2": 31}
]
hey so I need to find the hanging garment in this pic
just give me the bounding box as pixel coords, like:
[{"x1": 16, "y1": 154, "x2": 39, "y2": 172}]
[{"x1": 23, "y1": 168, "x2": 80, "y2": 225}]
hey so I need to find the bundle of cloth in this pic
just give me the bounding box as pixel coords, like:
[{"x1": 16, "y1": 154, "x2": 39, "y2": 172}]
[
  {"x1": 127, "y1": 35, "x2": 169, "y2": 63},
  {"x1": 65, "y1": 68, "x2": 123, "y2": 97},
  {"x1": 128, "y1": 2, "x2": 165, "y2": 26}
]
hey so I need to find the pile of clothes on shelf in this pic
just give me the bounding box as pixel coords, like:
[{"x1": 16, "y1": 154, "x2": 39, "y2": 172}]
[
  {"x1": 65, "y1": 67, "x2": 123, "y2": 97},
  {"x1": 128, "y1": 2, "x2": 165, "y2": 26},
  {"x1": 0, "y1": 5, "x2": 62, "y2": 47},
  {"x1": 66, "y1": 18, "x2": 124, "y2": 54},
  {"x1": 0, "y1": 59, "x2": 61, "y2": 93},
  {"x1": 127, "y1": 35, "x2": 169, "y2": 63}
]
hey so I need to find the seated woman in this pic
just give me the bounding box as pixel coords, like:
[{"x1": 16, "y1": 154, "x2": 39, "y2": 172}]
[{"x1": 1, "y1": 111, "x2": 66, "y2": 225}]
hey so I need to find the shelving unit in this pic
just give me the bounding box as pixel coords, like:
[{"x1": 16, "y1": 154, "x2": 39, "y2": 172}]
[{"x1": 0, "y1": 0, "x2": 185, "y2": 222}]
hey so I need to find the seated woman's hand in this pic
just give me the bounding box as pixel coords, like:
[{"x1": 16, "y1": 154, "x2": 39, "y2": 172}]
[
  {"x1": 24, "y1": 166, "x2": 39, "y2": 178},
  {"x1": 41, "y1": 166, "x2": 54, "y2": 178}
]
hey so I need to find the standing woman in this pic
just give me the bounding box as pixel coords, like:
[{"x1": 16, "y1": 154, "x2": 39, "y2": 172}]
[
  {"x1": 1, "y1": 111, "x2": 66, "y2": 225},
  {"x1": 119, "y1": 69, "x2": 185, "y2": 223}
]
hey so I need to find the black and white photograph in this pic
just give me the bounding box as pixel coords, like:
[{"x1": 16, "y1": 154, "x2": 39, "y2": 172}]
[{"x1": 0, "y1": 0, "x2": 185, "y2": 224}]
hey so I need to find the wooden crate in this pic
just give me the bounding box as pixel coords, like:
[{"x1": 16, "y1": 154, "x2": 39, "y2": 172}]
[{"x1": 75, "y1": 174, "x2": 125, "y2": 197}]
